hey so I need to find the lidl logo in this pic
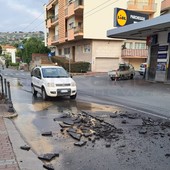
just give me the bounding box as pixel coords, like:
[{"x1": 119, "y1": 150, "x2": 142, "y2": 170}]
[
  {"x1": 114, "y1": 8, "x2": 149, "y2": 27},
  {"x1": 117, "y1": 10, "x2": 127, "y2": 26}
]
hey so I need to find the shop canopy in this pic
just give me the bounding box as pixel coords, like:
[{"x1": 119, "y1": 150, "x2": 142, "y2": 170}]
[{"x1": 107, "y1": 13, "x2": 170, "y2": 40}]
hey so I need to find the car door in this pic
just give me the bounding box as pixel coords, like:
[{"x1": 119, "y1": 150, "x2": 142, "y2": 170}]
[{"x1": 33, "y1": 68, "x2": 42, "y2": 93}]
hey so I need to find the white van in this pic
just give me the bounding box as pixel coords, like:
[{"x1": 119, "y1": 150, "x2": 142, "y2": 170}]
[{"x1": 31, "y1": 65, "x2": 77, "y2": 100}]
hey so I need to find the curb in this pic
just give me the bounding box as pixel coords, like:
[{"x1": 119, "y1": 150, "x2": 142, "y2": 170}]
[{"x1": 3, "y1": 112, "x2": 18, "y2": 118}]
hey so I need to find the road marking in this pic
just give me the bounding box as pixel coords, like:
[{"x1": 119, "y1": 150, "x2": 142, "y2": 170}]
[{"x1": 106, "y1": 101, "x2": 170, "y2": 120}]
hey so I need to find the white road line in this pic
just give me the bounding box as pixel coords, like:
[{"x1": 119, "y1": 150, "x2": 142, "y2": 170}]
[{"x1": 107, "y1": 101, "x2": 170, "y2": 120}]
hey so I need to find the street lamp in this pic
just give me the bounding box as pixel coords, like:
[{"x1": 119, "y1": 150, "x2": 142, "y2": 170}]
[{"x1": 18, "y1": 44, "x2": 24, "y2": 62}]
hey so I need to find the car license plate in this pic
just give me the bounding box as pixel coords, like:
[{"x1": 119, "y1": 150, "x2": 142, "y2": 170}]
[{"x1": 61, "y1": 89, "x2": 68, "y2": 93}]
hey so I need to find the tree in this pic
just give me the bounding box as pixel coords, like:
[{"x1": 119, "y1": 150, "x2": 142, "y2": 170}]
[{"x1": 17, "y1": 37, "x2": 50, "y2": 64}]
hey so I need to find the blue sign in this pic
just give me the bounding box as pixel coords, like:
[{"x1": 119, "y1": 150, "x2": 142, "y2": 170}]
[
  {"x1": 18, "y1": 45, "x2": 24, "y2": 49},
  {"x1": 48, "y1": 53, "x2": 52, "y2": 57}
]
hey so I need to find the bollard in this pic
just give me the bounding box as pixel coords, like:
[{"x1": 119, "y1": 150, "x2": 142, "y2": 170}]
[
  {"x1": 4, "y1": 78, "x2": 7, "y2": 98},
  {"x1": 7, "y1": 81, "x2": 14, "y2": 113},
  {"x1": 0, "y1": 74, "x2": 4, "y2": 96}
]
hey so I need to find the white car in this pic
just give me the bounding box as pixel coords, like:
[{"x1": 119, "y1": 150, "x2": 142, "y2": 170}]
[
  {"x1": 31, "y1": 65, "x2": 77, "y2": 100},
  {"x1": 139, "y1": 63, "x2": 147, "y2": 75}
]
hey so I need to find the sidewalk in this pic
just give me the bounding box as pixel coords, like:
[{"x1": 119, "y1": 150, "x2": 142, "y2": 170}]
[
  {"x1": 0, "y1": 96, "x2": 19, "y2": 170},
  {"x1": 0, "y1": 95, "x2": 44, "y2": 170}
]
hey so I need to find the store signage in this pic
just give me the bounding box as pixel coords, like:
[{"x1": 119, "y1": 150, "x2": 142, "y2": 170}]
[
  {"x1": 158, "y1": 45, "x2": 168, "y2": 51},
  {"x1": 114, "y1": 8, "x2": 149, "y2": 27}
]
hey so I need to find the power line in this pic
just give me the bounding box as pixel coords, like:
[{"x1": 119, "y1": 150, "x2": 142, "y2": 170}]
[
  {"x1": 29, "y1": 0, "x2": 116, "y2": 33},
  {"x1": 85, "y1": 0, "x2": 120, "y2": 19},
  {"x1": 84, "y1": 0, "x2": 113, "y2": 15},
  {"x1": 31, "y1": 20, "x2": 45, "y2": 32},
  {"x1": 21, "y1": 12, "x2": 44, "y2": 32}
]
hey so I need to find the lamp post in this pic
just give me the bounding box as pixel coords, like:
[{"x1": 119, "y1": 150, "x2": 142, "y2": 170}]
[{"x1": 18, "y1": 44, "x2": 24, "y2": 62}]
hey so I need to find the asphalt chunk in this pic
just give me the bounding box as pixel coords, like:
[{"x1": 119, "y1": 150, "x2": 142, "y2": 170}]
[
  {"x1": 20, "y1": 145, "x2": 31, "y2": 151},
  {"x1": 42, "y1": 131, "x2": 53, "y2": 136},
  {"x1": 38, "y1": 153, "x2": 59, "y2": 161},
  {"x1": 43, "y1": 163, "x2": 55, "y2": 170},
  {"x1": 74, "y1": 141, "x2": 87, "y2": 147}
]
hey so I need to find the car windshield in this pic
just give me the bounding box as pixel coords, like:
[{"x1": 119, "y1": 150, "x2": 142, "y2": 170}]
[
  {"x1": 42, "y1": 67, "x2": 69, "y2": 78},
  {"x1": 118, "y1": 65, "x2": 129, "y2": 71}
]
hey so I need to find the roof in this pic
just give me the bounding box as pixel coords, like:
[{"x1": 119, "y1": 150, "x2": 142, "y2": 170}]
[
  {"x1": 1, "y1": 45, "x2": 16, "y2": 49},
  {"x1": 107, "y1": 13, "x2": 170, "y2": 40}
]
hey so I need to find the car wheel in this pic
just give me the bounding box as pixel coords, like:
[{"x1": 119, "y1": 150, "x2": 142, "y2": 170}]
[
  {"x1": 110, "y1": 77, "x2": 114, "y2": 81},
  {"x1": 70, "y1": 93, "x2": 77, "y2": 99},
  {"x1": 130, "y1": 74, "x2": 134, "y2": 79},
  {"x1": 42, "y1": 88, "x2": 48, "y2": 100},
  {"x1": 31, "y1": 84, "x2": 37, "y2": 96}
]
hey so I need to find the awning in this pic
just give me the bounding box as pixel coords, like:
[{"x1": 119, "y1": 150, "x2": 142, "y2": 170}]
[{"x1": 107, "y1": 13, "x2": 170, "y2": 40}]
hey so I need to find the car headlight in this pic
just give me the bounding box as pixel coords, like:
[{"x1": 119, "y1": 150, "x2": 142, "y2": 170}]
[
  {"x1": 46, "y1": 83, "x2": 55, "y2": 87},
  {"x1": 71, "y1": 81, "x2": 76, "y2": 87}
]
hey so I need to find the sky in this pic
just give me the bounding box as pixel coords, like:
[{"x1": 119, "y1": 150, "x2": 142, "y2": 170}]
[{"x1": 0, "y1": 0, "x2": 48, "y2": 33}]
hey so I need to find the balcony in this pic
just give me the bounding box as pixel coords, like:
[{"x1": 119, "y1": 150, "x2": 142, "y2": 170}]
[
  {"x1": 51, "y1": 35, "x2": 59, "y2": 45},
  {"x1": 46, "y1": 0, "x2": 57, "y2": 10},
  {"x1": 74, "y1": 27, "x2": 83, "y2": 39},
  {"x1": 47, "y1": 37, "x2": 52, "y2": 46},
  {"x1": 161, "y1": 0, "x2": 170, "y2": 13},
  {"x1": 46, "y1": 18, "x2": 52, "y2": 28},
  {"x1": 121, "y1": 49, "x2": 148, "y2": 58},
  {"x1": 65, "y1": 0, "x2": 83, "y2": 18},
  {"x1": 127, "y1": 0, "x2": 157, "y2": 14},
  {"x1": 74, "y1": 0, "x2": 84, "y2": 15},
  {"x1": 51, "y1": 14, "x2": 58, "y2": 26}
]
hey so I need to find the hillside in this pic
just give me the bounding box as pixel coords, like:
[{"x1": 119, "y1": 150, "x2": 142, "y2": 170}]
[{"x1": 0, "y1": 31, "x2": 44, "y2": 45}]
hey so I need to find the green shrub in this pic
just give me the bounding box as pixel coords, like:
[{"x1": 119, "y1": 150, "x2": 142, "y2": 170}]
[
  {"x1": 10, "y1": 62, "x2": 19, "y2": 66},
  {"x1": 64, "y1": 61, "x2": 90, "y2": 73},
  {"x1": 51, "y1": 56, "x2": 90, "y2": 73}
]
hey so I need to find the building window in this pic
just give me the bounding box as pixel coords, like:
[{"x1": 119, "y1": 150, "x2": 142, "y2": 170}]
[
  {"x1": 135, "y1": 42, "x2": 146, "y2": 49},
  {"x1": 69, "y1": 22, "x2": 74, "y2": 29},
  {"x1": 64, "y1": 48, "x2": 70, "y2": 55},
  {"x1": 83, "y1": 44, "x2": 91, "y2": 53},
  {"x1": 125, "y1": 42, "x2": 133, "y2": 49}
]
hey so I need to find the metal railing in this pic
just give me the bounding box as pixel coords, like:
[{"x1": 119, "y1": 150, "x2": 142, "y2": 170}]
[
  {"x1": 121, "y1": 49, "x2": 148, "y2": 58},
  {"x1": 74, "y1": 27, "x2": 83, "y2": 34}
]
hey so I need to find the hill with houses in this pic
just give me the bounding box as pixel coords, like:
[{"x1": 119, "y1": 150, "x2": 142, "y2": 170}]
[{"x1": 0, "y1": 31, "x2": 44, "y2": 45}]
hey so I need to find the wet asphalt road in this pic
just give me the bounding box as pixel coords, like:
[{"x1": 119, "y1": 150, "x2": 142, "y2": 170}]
[{"x1": 1, "y1": 68, "x2": 170, "y2": 170}]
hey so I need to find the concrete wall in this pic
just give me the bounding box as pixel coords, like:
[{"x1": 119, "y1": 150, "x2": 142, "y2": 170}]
[{"x1": 83, "y1": 0, "x2": 125, "y2": 39}]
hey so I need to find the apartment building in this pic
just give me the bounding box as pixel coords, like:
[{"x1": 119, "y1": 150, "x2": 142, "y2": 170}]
[{"x1": 45, "y1": 0, "x2": 161, "y2": 72}]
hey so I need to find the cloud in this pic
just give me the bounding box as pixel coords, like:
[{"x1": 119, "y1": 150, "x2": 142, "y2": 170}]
[
  {"x1": 0, "y1": 0, "x2": 47, "y2": 32},
  {"x1": 6, "y1": 0, "x2": 43, "y2": 19}
]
